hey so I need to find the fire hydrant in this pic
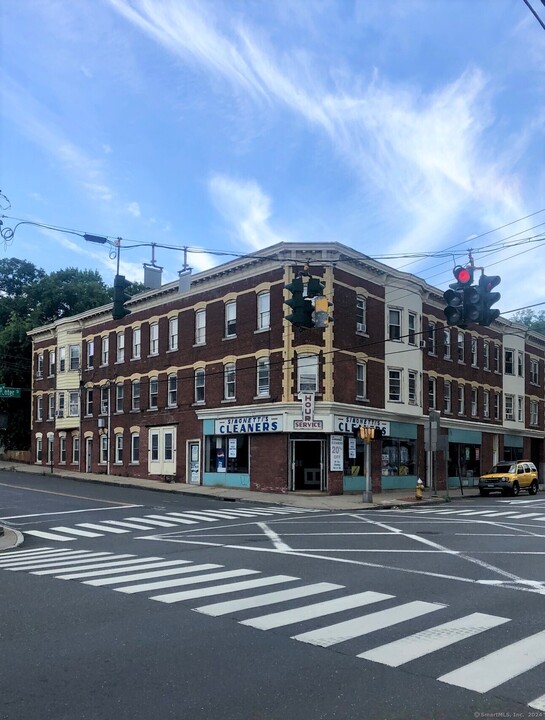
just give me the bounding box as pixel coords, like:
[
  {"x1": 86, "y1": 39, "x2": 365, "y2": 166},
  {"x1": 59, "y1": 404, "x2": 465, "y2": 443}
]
[{"x1": 415, "y1": 478, "x2": 424, "y2": 501}]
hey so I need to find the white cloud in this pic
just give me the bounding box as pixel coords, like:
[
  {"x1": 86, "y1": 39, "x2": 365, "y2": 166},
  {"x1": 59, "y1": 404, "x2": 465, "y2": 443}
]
[
  {"x1": 127, "y1": 201, "x2": 141, "y2": 217},
  {"x1": 209, "y1": 175, "x2": 287, "y2": 250}
]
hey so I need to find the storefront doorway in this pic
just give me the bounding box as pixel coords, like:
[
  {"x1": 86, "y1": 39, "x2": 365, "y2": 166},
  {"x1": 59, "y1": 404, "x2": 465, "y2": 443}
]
[{"x1": 289, "y1": 438, "x2": 326, "y2": 491}]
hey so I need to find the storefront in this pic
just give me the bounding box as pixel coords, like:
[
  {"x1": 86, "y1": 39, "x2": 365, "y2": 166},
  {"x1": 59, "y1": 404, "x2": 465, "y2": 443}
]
[
  {"x1": 447, "y1": 428, "x2": 482, "y2": 487},
  {"x1": 503, "y1": 434, "x2": 524, "y2": 462}
]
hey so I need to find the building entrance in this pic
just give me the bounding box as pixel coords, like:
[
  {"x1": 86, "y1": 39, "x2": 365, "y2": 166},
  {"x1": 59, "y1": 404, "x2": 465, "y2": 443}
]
[{"x1": 289, "y1": 438, "x2": 326, "y2": 491}]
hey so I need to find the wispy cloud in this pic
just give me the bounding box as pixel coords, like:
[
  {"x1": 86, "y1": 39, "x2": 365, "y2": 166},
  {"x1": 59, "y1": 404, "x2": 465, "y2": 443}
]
[
  {"x1": 209, "y1": 175, "x2": 288, "y2": 250},
  {"x1": 127, "y1": 201, "x2": 141, "y2": 217}
]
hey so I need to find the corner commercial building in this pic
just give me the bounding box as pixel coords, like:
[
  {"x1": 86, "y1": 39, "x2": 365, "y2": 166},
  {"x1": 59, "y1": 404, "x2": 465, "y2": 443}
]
[{"x1": 28, "y1": 242, "x2": 545, "y2": 495}]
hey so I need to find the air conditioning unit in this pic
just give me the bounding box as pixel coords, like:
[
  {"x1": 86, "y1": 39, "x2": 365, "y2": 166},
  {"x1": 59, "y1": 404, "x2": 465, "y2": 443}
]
[
  {"x1": 97, "y1": 418, "x2": 107, "y2": 428},
  {"x1": 356, "y1": 322, "x2": 366, "y2": 333},
  {"x1": 36, "y1": 371, "x2": 43, "y2": 379},
  {"x1": 56, "y1": 410, "x2": 64, "y2": 418},
  {"x1": 419, "y1": 340, "x2": 427, "y2": 349}
]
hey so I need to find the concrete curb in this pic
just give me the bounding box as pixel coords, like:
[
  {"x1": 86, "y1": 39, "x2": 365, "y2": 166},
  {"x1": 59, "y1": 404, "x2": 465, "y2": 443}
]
[{"x1": 0, "y1": 526, "x2": 24, "y2": 552}]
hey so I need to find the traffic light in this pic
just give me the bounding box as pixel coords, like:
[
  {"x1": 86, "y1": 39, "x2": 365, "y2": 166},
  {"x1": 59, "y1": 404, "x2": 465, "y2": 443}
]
[
  {"x1": 353, "y1": 425, "x2": 384, "y2": 441},
  {"x1": 284, "y1": 276, "x2": 313, "y2": 327},
  {"x1": 306, "y1": 276, "x2": 325, "y2": 298},
  {"x1": 443, "y1": 288, "x2": 464, "y2": 326},
  {"x1": 443, "y1": 265, "x2": 474, "y2": 326},
  {"x1": 312, "y1": 295, "x2": 333, "y2": 328},
  {"x1": 478, "y1": 274, "x2": 501, "y2": 326},
  {"x1": 112, "y1": 274, "x2": 132, "y2": 320},
  {"x1": 462, "y1": 285, "x2": 482, "y2": 323}
]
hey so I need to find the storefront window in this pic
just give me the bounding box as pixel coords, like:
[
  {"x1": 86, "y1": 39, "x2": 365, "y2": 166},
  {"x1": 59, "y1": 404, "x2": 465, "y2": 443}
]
[
  {"x1": 205, "y1": 435, "x2": 249, "y2": 473},
  {"x1": 448, "y1": 443, "x2": 481, "y2": 478},
  {"x1": 381, "y1": 438, "x2": 417, "y2": 476}
]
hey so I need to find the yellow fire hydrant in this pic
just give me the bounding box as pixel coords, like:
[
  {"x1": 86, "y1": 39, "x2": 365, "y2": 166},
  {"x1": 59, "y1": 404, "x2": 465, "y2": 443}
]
[{"x1": 415, "y1": 478, "x2": 424, "y2": 501}]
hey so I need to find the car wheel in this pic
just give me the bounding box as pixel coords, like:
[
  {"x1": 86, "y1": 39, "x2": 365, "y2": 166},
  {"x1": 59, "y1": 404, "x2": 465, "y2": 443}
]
[
  {"x1": 529, "y1": 479, "x2": 538, "y2": 496},
  {"x1": 512, "y1": 481, "x2": 520, "y2": 497},
  {"x1": 479, "y1": 489, "x2": 489, "y2": 497}
]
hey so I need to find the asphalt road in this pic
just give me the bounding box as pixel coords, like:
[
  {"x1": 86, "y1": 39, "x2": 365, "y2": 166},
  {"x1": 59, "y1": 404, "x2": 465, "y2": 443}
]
[{"x1": 2, "y1": 471, "x2": 545, "y2": 720}]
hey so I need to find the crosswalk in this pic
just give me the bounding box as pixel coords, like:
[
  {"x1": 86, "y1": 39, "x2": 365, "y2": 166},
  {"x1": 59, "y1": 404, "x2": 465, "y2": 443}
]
[
  {"x1": 21, "y1": 506, "x2": 317, "y2": 542},
  {"x1": 2, "y1": 546, "x2": 545, "y2": 707},
  {"x1": 393, "y1": 506, "x2": 545, "y2": 521}
]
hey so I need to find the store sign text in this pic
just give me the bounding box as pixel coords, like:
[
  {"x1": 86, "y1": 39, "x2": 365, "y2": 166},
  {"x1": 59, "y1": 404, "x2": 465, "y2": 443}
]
[{"x1": 215, "y1": 415, "x2": 283, "y2": 435}]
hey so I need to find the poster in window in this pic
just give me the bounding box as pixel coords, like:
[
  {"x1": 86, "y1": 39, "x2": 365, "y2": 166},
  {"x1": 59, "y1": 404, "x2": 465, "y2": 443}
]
[{"x1": 228, "y1": 438, "x2": 237, "y2": 458}]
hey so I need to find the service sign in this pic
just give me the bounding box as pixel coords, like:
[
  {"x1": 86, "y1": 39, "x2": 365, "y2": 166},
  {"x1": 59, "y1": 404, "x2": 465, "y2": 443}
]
[
  {"x1": 215, "y1": 415, "x2": 283, "y2": 435},
  {"x1": 334, "y1": 415, "x2": 390, "y2": 435},
  {"x1": 294, "y1": 420, "x2": 323, "y2": 430}
]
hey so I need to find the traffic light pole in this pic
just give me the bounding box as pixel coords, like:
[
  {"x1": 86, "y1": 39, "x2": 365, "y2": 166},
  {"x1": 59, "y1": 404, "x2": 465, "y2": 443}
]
[{"x1": 362, "y1": 438, "x2": 372, "y2": 504}]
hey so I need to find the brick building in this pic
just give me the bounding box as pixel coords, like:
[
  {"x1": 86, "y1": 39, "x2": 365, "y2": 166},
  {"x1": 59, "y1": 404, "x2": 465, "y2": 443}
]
[{"x1": 28, "y1": 242, "x2": 545, "y2": 495}]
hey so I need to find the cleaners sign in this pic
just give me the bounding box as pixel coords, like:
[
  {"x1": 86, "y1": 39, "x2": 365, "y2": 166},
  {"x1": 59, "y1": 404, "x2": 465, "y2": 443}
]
[
  {"x1": 214, "y1": 415, "x2": 283, "y2": 435},
  {"x1": 334, "y1": 415, "x2": 389, "y2": 435}
]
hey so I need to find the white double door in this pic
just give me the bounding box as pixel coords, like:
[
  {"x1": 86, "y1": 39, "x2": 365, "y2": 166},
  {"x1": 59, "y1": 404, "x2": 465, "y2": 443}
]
[{"x1": 148, "y1": 426, "x2": 177, "y2": 476}]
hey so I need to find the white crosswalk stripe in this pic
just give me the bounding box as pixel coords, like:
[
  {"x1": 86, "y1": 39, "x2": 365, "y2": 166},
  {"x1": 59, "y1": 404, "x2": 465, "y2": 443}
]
[
  {"x1": 25, "y1": 530, "x2": 74, "y2": 541},
  {"x1": 0, "y1": 550, "x2": 101, "y2": 567},
  {"x1": 116, "y1": 568, "x2": 260, "y2": 595},
  {"x1": 84, "y1": 563, "x2": 219, "y2": 586},
  {"x1": 76, "y1": 523, "x2": 130, "y2": 533},
  {"x1": 100, "y1": 520, "x2": 158, "y2": 530},
  {"x1": 50, "y1": 526, "x2": 103, "y2": 537},
  {"x1": 56, "y1": 558, "x2": 183, "y2": 579},
  {"x1": 152, "y1": 574, "x2": 299, "y2": 604}
]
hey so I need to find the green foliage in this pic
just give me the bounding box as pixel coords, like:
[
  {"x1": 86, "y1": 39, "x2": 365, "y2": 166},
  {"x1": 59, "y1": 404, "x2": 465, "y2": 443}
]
[{"x1": 510, "y1": 309, "x2": 545, "y2": 336}]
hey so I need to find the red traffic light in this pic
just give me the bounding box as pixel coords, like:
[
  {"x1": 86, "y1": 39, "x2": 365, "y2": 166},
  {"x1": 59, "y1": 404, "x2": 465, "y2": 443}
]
[{"x1": 453, "y1": 265, "x2": 473, "y2": 285}]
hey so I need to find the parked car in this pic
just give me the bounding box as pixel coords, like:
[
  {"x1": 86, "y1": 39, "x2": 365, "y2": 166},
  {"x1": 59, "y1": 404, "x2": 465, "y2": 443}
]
[{"x1": 478, "y1": 460, "x2": 539, "y2": 497}]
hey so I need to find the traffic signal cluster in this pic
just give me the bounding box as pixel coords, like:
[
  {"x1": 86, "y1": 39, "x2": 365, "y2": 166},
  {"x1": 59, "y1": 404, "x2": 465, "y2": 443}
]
[
  {"x1": 443, "y1": 265, "x2": 500, "y2": 328},
  {"x1": 284, "y1": 274, "x2": 333, "y2": 328},
  {"x1": 112, "y1": 274, "x2": 132, "y2": 320},
  {"x1": 354, "y1": 425, "x2": 385, "y2": 440}
]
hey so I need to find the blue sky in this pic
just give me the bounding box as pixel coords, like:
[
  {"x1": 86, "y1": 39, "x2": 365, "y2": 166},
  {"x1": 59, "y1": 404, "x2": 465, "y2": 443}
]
[{"x1": 1, "y1": 0, "x2": 544, "y2": 317}]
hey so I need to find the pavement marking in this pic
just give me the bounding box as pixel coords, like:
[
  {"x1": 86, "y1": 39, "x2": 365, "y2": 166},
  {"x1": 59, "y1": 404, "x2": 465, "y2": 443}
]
[
  {"x1": 358, "y1": 612, "x2": 510, "y2": 666},
  {"x1": 438, "y1": 629, "x2": 545, "y2": 692},
  {"x1": 0, "y1": 547, "x2": 69, "y2": 561},
  {"x1": 168, "y1": 512, "x2": 219, "y2": 522},
  {"x1": 7, "y1": 553, "x2": 116, "y2": 571},
  {"x1": 0, "y1": 549, "x2": 94, "y2": 566},
  {"x1": 293, "y1": 601, "x2": 446, "y2": 648},
  {"x1": 529, "y1": 694, "x2": 545, "y2": 711},
  {"x1": 152, "y1": 575, "x2": 299, "y2": 604},
  {"x1": 84, "y1": 562, "x2": 219, "y2": 586},
  {"x1": 99, "y1": 520, "x2": 157, "y2": 530},
  {"x1": 0, "y1": 482, "x2": 136, "y2": 506},
  {"x1": 195, "y1": 582, "x2": 343, "y2": 617},
  {"x1": 116, "y1": 568, "x2": 260, "y2": 595},
  {"x1": 55, "y1": 558, "x2": 180, "y2": 579},
  {"x1": 24, "y1": 529, "x2": 75, "y2": 541},
  {"x1": 256, "y1": 522, "x2": 292, "y2": 551},
  {"x1": 128, "y1": 516, "x2": 179, "y2": 527},
  {"x1": 76, "y1": 522, "x2": 130, "y2": 533},
  {"x1": 50, "y1": 526, "x2": 102, "y2": 537},
  {"x1": 1, "y1": 505, "x2": 141, "y2": 520},
  {"x1": 241, "y1": 591, "x2": 393, "y2": 631}
]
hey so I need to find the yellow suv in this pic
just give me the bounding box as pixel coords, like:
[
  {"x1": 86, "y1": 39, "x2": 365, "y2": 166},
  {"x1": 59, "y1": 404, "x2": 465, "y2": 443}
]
[{"x1": 478, "y1": 460, "x2": 539, "y2": 497}]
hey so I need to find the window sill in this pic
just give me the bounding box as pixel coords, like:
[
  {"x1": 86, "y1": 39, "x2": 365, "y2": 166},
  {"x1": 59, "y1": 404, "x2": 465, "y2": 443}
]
[
  {"x1": 193, "y1": 342, "x2": 206, "y2": 348},
  {"x1": 166, "y1": 348, "x2": 178, "y2": 353},
  {"x1": 253, "y1": 394, "x2": 271, "y2": 400},
  {"x1": 147, "y1": 353, "x2": 159, "y2": 359},
  {"x1": 147, "y1": 407, "x2": 158, "y2": 412},
  {"x1": 221, "y1": 398, "x2": 237, "y2": 404},
  {"x1": 356, "y1": 396, "x2": 369, "y2": 403},
  {"x1": 223, "y1": 335, "x2": 237, "y2": 341},
  {"x1": 192, "y1": 401, "x2": 205, "y2": 407},
  {"x1": 130, "y1": 356, "x2": 141, "y2": 362},
  {"x1": 254, "y1": 328, "x2": 270, "y2": 335}
]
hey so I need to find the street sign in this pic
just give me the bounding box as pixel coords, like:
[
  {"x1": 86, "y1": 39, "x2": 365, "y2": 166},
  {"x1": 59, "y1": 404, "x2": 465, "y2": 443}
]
[{"x1": 0, "y1": 386, "x2": 21, "y2": 398}]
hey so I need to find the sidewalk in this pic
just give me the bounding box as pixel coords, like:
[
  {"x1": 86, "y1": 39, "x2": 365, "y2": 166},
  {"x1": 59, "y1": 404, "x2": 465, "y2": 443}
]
[{"x1": 0, "y1": 460, "x2": 481, "y2": 551}]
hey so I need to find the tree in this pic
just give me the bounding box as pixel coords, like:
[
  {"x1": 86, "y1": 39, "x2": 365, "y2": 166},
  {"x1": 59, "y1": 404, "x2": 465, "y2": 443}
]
[{"x1": 510, "y1": 309, "x2": 545, "y2": 336}]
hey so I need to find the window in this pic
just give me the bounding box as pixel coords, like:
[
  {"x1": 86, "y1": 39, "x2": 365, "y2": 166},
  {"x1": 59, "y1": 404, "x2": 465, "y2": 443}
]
[
  {"x1": 530, "y1": 359, "x2": 539, "y2": 385},
  {"x1": 100, "y1": 435, "x2": 108, "y2": 464},
  {"x1": 168, "y1": 317, "x2": 178, "y2": 351},
  {"x1": 357, "y1": 296, "x2": 367, "y2": 334},
  {"x1": 505, "y1": 394, "x2": 514, "y2": 421},
  {"x1": 167, "y1": 374, "x2": 177, "y2": 406},
  {"x1": 428, "y1": 322, "x2": 436, "y2": 355},
  {"x1": 388, "y1": 309, "x2": 401, "y2": 341},
  {"x1": 257, "y1": 292, "x2": 270, "y2": 330},
  {"x1": 530, "y1": 399, "x2": 538, "y2": 426},
  {"x1": 100, "y1": 387, "x2": 109, "y2": 415},
  {"x1": 149, "y1": 377, "x2": 158, "y2": 409},
  {"x1": 57, "y1": 392, "x2": 65, "y2": 417},
  {"x1": 69, "y1": 344, "x2": 80, "y2": 371},
  {"x1": 59, "y1": 347, "x2": 66, "y2": 372},
  {"x1": 408, "y1": 370, "x2": 417, "y2": 404},
  {"x1": 87, "y1": 341, "x2": 94, "y2": 369},
  {"x1": 60, "y1": 436, "x2": 66, "y2": 463},
  {"x1": 458, "y1": 385, "x2": 465, "y2": 415},
  {"x1": 504, "y1": 349, "x2": 514, "y2": 375},
  {"x1": 36, "y1": 396, "x2": 43, "y2": 421},
  {"x1": 494, "y1": 345, "x2": 500, "y2": 372},
  {"x1": 101, "y1": 336, "x2": 109, "y2": 366},
  {"x1": 494, "y1": 393, "x2": 500, "y2": 420},
  {"x1": 471, "y1": 338, "x2": 478, "y2": 367},
  {"x1": 224, "y1": 363, "x2": 236, "y2": 400},
  {"x1": 72, "y1": 436, "x2": 80, "y2": 464},
  {"x1": 36, "y1": 354, "x2": 44, "y2": 378},
  {"x1": 48, "y1": 394, "x2": 55, "y2": 420},
  {"x1": 297, "y1": 355, "x2": 318, "y2": 393},
  {"x1": 115, "y1": 434, "x2": 123, "y2": 464},
  {"x1": 483, "y1": 390, "x2": 490, "y2": 418},
  {"x1": 131, "y1": 433, "x2": 140, "y2": 463},
  {"x1": 195, "y1": 309, "x2": 206, "y2": 345},
  {"x1": 257, "y1": 358, "x2": 270, "y2": 397},
  {"x1": 36, "y1": 437, "x2": 43, "y2": 463},
  {"x1": 457, "y1": 333, "x2": 465, "y2": 363},
  {"x1": 380, "y1": 438, "x2": 417, "y2": 477},
  {"x1": 69, "y1": 392, "x2": 79, "y2": 417},
  {"x1": 194, "y1": 369, "x2": 205, "y2": 403},
  {"x1": 206, "y1": 435, "x2": 249, "y2": 474},
  {"x1": 132, "y1": 327, "x2": 141, "y2": 359},
  {"x1": 225, "y1": 302, "x2": 237, "y2": 337},
  {"x1": 517, "y1": 395, "x2": 524, "y2": 422},
  {"x1": 149, "y1": 323, "x2": 159, "y2": 355},
  {"x1": 116, "y1": 332, "x2": 125, "y2": 363},
  {"x1": 483, "y1": 342, "x2": 490, "y2": 370},
  {"x1": 115, "y1": 383, "x2": 124, "y2": 413},
  {"x1": 85, "y1": 389, "x2": 93, "y2": 416},
  {"x1": 471, "y1": 387, "x2": 478, "y2": 416},
  {"x1": 444, "y1": 381, "x2": 452, "y2": 414},
  {"x1": 517, "y1": 351, "x2": 524, "y2": 377},
  {"x1": 443, "y1": 328, "x2": 451, "y2": 359},
  {"x1": 49, "y1": 351, "x2": 56, "y2": 376},
  {"x1": 356, "y1": 362, "x2": 367, "y2": 400},
  {"x1": 131, "y1": 380, "x2": 140, "y2": 411},
  {"x1": 428, "y1": 377, "x2": 436, "y2": 409},
  {"x1": 388, "y1": 369, "x2": 402, "y2": 402}
]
